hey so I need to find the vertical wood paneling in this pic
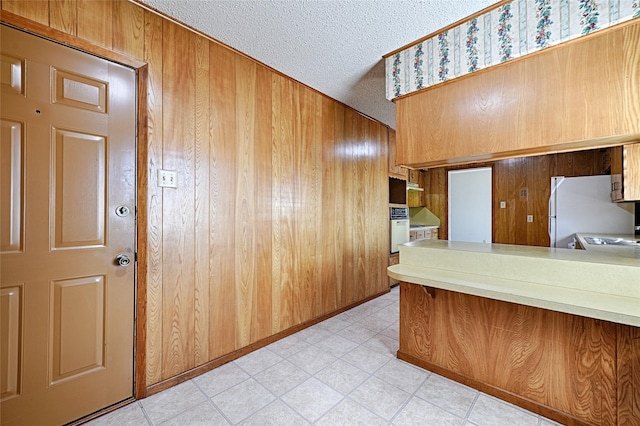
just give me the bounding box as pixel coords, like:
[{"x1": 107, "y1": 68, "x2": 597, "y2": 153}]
[
  {"x1": 271, "y1": 73, "x2": 296, "y2": 332},
  {"x1": 376, "y1": 123, "x2": 387, "y2": 294},
  {"x1": 295, "y1": 86, "x2": 319, "y2": 321},
  {"x1": 193, "y1": 35, "x2": 210, "y2": 366},
  {"x1": 320, "y1": 97, "x2": 338, "y2": 313},
  {"x1": 77, "y1": 0, "x2": 112, "y2": 48},
  {"x1": 270, "y1": 74, "x2": 284, "y2": 334},
  {"x1": 49, "y1": 0, "x2": 76, "y2": 34},
  {"x1": 143, "y1": 9, "x2": 164, "y2": 386},
  {"x1": 527, "y1": 156, "x2": 550, "y2": 246},
  {"x1": 208, "y1": 41, "x2": 237, "y2": 358},
  {"x1": 342, "y1": 109, "x2": 356, "y2": 305},
  {"x1": 2, "y1": 0, "x2": 49, "y2": 24},
  {"x1": 161, "y1": 21, "x2": 196, "y2": 378},
  {"x1": 354, "y1": 115, "x2": 367, "y2": 301},
  {"x1": 493, "y1": 160, "x2": 509, "y2": 243},
  {"x1": 3, "y1": 0, "x2": 391, "y2": 389},
  {"x1": 293, "y1": 86, "x2": 310, "y2": 323},
  {"x1": 253, "y1": 64, "x2": 273, "y2": 341},
  {"x1": 310, "y1": 92, "x2": 323, "y2": 318},
  {"x1": 333, "y1": 103, "x2": 346, "y2": 306},
  {"x1": 369, "y1": 121, "x2": 387, "y2": 295},
  {"x1": 513, "y1": 158, "x2": 528, "y2": 244},
  {"x1": 423, "y1": 167, "x2": 447, "y2": 239},
  {"x1": 364, "y1": 119, "x2": 376, "y2": 296},
  {"x1": 234, "y1": 55, "x2": 257, "y2": 348},
  {"x1": 112, "y1": 0, "x2": 143, "y2": 58}
]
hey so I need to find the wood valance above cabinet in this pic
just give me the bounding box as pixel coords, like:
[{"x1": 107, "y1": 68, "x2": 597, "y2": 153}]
[{"x1": 395, "y1": 20, "x2": 640, "y2": 168}]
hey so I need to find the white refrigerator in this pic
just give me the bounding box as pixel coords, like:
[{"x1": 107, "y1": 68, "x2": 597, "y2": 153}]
[{"x1": 548, "y1": 175, "x2": 634, "y2": 248}]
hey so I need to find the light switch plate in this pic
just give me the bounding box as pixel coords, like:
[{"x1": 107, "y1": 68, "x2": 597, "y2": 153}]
[
  {"x1": 527, "y1": 214, "x2": 533, "y2": 223},
  {"x1": 500, "y1": 201, "x2": 506, "y2": 209},
  {"x1": 158, "y1": 169, "x2": 177, "y2": 188}
]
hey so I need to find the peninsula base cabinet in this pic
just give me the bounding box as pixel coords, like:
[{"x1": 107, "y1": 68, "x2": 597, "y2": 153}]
[
  {"x1": 388, "y1": 254, "x2": 400, "y2": 287},
  {"x1": 409, "y1": 227, "x2": 438, "y2": 241},
  {"x1": 398, "y1": 282, "x2": 640, "y2": 426}
]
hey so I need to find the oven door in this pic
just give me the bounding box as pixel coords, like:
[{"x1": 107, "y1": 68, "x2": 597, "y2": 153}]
[{"x1": 390, "y1": 219, "x2": 410, "y2": 253}]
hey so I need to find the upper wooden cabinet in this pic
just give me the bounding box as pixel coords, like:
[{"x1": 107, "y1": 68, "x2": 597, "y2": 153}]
[
  {"x1": 408, "y1": 169, "x2": 420, "y2": 184},
  {"x1": 396, "y1": 21, "x2": 640, "y2": 168},
  {"x1": 388, "y1": 129, "x2": 408, "y2": 179},
  {"x1": 611, "y1": 143, "x2": 640, "y2": 202}
]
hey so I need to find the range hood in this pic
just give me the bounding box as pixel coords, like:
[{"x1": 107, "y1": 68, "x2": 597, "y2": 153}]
[{"x1": 406, "y1": 182, "x2": 424, "y2": 192}]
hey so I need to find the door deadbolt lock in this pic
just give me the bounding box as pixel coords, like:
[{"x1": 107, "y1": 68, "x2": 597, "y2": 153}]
[
  {"x1": 115, "y1": 206, "x2": 130, "y2": 217},
  {"x1": 115, "y1": 254, "x2": 131, "y2": 267}
]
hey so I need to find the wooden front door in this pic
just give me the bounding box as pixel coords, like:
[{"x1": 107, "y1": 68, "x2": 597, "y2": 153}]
[{"x1": 1, "y1": 25, "x2": 136, "y2": 425}]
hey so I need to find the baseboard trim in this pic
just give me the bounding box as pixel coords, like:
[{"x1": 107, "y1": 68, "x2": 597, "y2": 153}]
[{"x1": 145, "y1": 288, "x2": 390, "y2": 397}]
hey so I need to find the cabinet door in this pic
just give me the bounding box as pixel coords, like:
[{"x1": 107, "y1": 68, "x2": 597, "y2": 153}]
[
  {"x1": 623, "y1": 144, "x2": 640, "y2": 201},
  {"x1": 611, "y1": 144, "x2": 640, "y2": 202},
  {"x1": 611, "y1": 146, "x2": 623, "y2": 201},
  {"x1": 388, "y1": 130, "x2": 408, "y2": 178},
  {"x1": 611, "y1": 174, "x2": 623, "y2": 202}
]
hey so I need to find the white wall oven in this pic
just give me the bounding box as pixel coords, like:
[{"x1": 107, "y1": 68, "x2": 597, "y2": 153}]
[{"x1": 390, "y1": 207, "x2": 410, "y2": 254}]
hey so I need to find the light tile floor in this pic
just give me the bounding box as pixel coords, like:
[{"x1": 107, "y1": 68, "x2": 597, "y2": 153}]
[{"x1": 87, "y1": 286, "x2": 562, "y2": 426}]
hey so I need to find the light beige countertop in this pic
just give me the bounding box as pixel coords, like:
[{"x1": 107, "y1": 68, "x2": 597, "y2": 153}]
[{"x1": 387, "y1": 239, "x2": 640, "y2": 326}]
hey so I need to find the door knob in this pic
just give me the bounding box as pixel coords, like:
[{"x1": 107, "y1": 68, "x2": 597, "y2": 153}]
[{"x1": 115, "y1": 254, "x2": 131, "y2": 267}]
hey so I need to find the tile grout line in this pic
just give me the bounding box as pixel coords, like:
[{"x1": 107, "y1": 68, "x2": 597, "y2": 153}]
[
  {"x1": 137, "y1": 401, "x2": 155, "y2": 426},
  {"x1": 190, "y1": 377, "x2": 236, "y2": 425}
]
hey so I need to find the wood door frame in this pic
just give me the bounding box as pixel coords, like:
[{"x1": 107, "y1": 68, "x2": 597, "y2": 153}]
[{"x1": 1, "y1": 10, "x2": 149, "y2": 400}]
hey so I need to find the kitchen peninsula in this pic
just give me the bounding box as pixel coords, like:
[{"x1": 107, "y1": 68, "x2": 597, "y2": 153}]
[{"x1": 388, "y1": 240, "x2": 640, "y2": 425}]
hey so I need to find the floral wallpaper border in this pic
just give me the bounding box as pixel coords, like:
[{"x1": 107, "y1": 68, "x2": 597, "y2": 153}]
[{"x1": 386, "y1": 0, "x2": 640, "y2": 100}]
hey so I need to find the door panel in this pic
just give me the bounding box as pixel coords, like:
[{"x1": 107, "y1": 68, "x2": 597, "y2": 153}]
[
  {"x1": 52, "y1": 128, "x2": 106, "y2": 248},
  {"x1": 0, "y1": 24, "x2": 136, "y2": 426},
  {"x1": 52, "y1": 68, "x2": 108, "y2": 113},
  {"x1": 0, "y1": 54, "x2": 24, "y2": 94},
  {"x1": 50, "y1": 275, "x2": 105, "y2": 384},
  {"x1": 0, "y1": 119, "x2": 23, "y2": 253},
  {"x1": 0, "y1": 285, "x2": 22, "y2": 401}
]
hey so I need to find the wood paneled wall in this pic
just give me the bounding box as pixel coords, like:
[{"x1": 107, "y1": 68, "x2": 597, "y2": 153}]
[
  {"x1": 1, "y1": 0, "x2": 390, "y2": 387},
  {"x1": 422, "y1": 149, "x2": 608, "y2": 246}
]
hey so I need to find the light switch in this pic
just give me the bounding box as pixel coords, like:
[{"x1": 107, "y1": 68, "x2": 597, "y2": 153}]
[
  {"x1": 158, "y1": 169, "x2": 178, "y2": 188},
  {"x1": 527, "y1": 215, "x2": 533, "y2": 223},
  {"x1": 500, "y1": 201, "x2": 506, "y2": 209}
]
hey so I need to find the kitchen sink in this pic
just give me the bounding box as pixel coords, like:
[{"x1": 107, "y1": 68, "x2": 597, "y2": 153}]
[{"x1": 584, "y1": 237, "x2": 640, "y2": 246}]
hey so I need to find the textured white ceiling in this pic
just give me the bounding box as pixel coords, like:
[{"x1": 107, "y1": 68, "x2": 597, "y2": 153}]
[{"x1": 137, "y1": 0, "x2": 497, "y2": 129}]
